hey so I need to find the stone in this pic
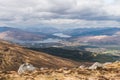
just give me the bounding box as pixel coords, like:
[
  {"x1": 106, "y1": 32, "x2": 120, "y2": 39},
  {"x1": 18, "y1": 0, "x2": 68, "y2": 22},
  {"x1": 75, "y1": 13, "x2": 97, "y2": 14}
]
[
  {"x1": 103, "y1": 62, "x2": 112, "y2": 66},
  {"x1": 79, "y1": 65, "x2": 86, "y2": 69},
  {"x1": 18, "y1": 63, "x2": 36, "y2": 75},
  {"x1": 89, "y1": 62, "x2": 103, "y2": 70}
]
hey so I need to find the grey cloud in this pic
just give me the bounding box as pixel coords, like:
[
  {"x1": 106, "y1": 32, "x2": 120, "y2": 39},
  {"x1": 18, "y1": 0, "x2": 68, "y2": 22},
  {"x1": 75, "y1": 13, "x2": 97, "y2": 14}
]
[{"x1": 0, "y1": 0, "x2": 120, "y2": 28}]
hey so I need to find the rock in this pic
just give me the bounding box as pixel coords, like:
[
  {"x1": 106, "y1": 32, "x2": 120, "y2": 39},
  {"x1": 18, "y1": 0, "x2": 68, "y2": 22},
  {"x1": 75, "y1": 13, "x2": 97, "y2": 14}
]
[
  {"x1": 18, "y1": 63, "x2": 36, "y2": 75},
  {"x1": 79, "y1": 65, "x2": 86, "y2": 69},
  {"x1": 40, "y1": 67, "x2": 45, "y2": 71},
  {"x1": 40, "y1": 67, "x2": 48, "y2": 71},
  {"x1": 115, "y1": 60, "x2": 120, "y2": 63},
  {"x1": 89, "y1": 62, "x2": 103, "y2": 70},
  {"x1": 63, "y1": 67, "x2": 69, "y2": 70},
  {"x1": 103, "y1": 62, "x2": 112, "y2": 66}
]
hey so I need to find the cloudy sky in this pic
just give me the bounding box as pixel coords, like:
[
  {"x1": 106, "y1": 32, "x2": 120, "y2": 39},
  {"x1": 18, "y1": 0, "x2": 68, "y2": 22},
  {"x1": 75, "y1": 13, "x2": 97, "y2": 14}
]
[{"x1": 0, "y1": 0, "x2": 120, "y2": 28}]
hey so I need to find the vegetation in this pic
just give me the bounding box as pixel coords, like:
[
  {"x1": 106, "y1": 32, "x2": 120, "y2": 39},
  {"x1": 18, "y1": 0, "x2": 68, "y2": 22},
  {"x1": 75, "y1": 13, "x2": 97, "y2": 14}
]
[
  {"x1": 29, "y1": 47, "x2": 120, "y2": 63},
  {"x1": 29, "y1": 47, "x2": 94, "y2": 62}
]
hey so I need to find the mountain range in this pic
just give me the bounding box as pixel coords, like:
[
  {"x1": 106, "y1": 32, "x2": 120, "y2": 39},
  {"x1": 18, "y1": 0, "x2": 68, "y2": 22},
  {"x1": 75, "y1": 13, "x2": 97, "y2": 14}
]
[
  {"x1": 0, "y1": 27, "x2": 120, "y2": 46},
  {"x1": 70, "y1": 28, "x2": 120, "y2": 45}
]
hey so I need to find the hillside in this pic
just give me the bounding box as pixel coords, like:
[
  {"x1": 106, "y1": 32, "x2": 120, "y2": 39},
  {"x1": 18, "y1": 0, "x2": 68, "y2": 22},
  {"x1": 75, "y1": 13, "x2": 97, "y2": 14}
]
[
  {"x1": 29, "y1": 47, "x2": 94, "y2": 62},
  {"x1": 0, "y1": 40, "x2": 79, "y2": 71},
  {"x1": 0, "y1": 27, "x2": 45, "y2": 41},
  {"x1": 0, "y1": 61, "x2": 119, "y2": 80},
  {"x1": 29, "y1": 47, "x2": 120, "y2": 63},
  {"x1": 64, "y1": 27, "x2": 120, "y2": 45},
  {"x1": 1, "y1": 27, "x2": 120, "y2": 46},
  {"x1": 67, "y1": 27, "x2": 120, "y2": 37}
]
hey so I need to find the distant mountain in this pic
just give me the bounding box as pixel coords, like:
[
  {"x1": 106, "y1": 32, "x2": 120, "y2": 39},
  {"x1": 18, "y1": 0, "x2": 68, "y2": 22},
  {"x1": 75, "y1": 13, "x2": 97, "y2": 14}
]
[
  {"x1": 0, "y1": 40, "x2": 79, "y2": 71},
  {"x1": 1, "y1": 27, "x2": 120, "y2": 46},
  {"x1": 0, "y1": 27, "x2": 45, "y2": 41},
  {"x1": 66, "y1": 27, "x2": 120, "y2": 37},
  {"x1": 24, "y1": 26, "x2": 60, "y2": 34},
  {"x1": 65, "y1": 27, "x2": 120, "y2": 45},
  {"x1": 72, "y1": 31, "x2": 120, "y2": 45}
]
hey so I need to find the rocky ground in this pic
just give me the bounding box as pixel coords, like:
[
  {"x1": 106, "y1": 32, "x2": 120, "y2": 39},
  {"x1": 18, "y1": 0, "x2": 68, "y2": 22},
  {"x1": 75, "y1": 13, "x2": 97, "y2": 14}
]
[{"x1": 0, "y1": 61, "x2": 119, "y2": 80}]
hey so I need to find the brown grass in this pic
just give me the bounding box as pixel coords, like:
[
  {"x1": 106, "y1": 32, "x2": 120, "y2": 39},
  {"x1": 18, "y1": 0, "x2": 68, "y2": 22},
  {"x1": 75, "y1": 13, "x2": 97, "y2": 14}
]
[{"x1": 0, "y1": 62, "x2": 119, "y2": 80}]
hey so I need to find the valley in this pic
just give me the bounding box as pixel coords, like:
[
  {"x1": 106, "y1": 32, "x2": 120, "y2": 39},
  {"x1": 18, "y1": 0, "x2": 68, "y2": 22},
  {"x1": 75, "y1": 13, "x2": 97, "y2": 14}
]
[{"x1": 0, "y1": 27, "x2": 120, "y2": 63}]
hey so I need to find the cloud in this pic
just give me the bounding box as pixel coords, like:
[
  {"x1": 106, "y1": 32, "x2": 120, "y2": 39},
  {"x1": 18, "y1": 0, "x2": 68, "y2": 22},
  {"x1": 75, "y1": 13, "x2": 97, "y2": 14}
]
[{"x1": 0, "y1": 0, "x2": 120, "y2": 28}]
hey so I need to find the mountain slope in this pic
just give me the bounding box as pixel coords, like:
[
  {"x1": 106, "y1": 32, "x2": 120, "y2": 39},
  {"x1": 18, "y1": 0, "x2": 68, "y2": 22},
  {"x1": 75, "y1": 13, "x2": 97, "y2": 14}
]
[
  {"x1": 0, "y1": 40, "x2": 79, "y2": 71},
  {"x1": 29, "y1": 47, "x2": 94, "y2": 62},
  {"x1": 68, "y1": 27, "x2": 120, "y2": 37},
  {"x1": 0, "y1": 61, "x2": 119, "y2": 80},
  {"x1": 66, "y1": 27, "x2": 120, "y2": 45},
  {"x1": 0, "y1": 27, "x2": 45, "y2": 41}
]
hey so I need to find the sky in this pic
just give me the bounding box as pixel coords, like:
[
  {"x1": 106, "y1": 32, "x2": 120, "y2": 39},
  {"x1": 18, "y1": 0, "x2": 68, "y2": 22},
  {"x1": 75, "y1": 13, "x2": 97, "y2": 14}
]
[{"x1": 0, "y1": 0, "x2": 120, "y2": 29}]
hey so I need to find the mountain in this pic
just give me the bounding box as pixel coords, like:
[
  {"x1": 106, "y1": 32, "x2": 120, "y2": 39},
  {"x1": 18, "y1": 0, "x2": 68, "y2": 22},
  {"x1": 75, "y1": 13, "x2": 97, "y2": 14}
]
[
  {"x1": 0, "y1": 27, "x2": 45, "y2": 41},
  {"x1": 0, "y1": 40, "x2": 79, "y2": 71},
  {"x1": 1, "y1": 27, "x2": 120, "y2": 47},
  {"x1": 64, "y1": 27, "x2": 120, "y2": 45},
  {"x1": 24, "y1": 26, "x2": 60, "y2": 34},
  {"x1": 73, "y1": 31, "x2": 120, "y2": 45},
  {"x1": 72, "y1": 35, "x2": 109, "y2": 43},
  {"x1": 67, "y1": 27, "x2": 120, "y2": 37}
]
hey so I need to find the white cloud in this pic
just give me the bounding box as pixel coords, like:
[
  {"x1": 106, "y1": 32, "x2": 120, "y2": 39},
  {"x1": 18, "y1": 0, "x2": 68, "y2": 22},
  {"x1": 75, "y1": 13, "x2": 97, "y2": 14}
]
[{"x1": 0, "y1": 0, "x2": 120, "y2": 28}]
